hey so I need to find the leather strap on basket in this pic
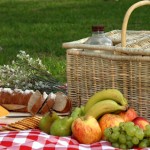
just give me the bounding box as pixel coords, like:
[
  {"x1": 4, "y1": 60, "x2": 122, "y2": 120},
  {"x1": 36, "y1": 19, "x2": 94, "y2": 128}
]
[{"x1": 121, "y1": 0, "x2": 150, "y2": 47}]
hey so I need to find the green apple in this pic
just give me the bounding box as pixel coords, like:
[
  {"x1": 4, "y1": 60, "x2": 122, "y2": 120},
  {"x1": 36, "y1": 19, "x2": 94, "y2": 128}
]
[
  {"x1": 39, "y1": 111, "x2": 59, "y2": 134},
  {"x1": 50, "y1": 116, "x2": 73, "y2": 136}
]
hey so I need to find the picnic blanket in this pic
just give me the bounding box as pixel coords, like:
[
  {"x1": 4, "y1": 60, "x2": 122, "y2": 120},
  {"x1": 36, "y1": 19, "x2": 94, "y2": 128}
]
[{"x1": 0, "y1": 124, "x2": 148, "y2": 150}]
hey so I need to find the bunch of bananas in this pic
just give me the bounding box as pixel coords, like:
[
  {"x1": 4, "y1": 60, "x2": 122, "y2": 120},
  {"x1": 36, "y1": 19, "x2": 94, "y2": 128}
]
[{"x1": 84, "y1": 89, "x2": 128, "y2": 119}]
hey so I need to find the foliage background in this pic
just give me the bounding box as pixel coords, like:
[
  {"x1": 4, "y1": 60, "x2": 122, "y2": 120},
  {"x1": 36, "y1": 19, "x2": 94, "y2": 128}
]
[{"x1": 0, "y1": 0, "x2": 149, "y2": 82}]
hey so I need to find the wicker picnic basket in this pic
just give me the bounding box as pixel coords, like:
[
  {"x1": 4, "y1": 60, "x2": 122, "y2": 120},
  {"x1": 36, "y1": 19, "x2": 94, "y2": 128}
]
[{"x1": 63, "y1": 1, "x2": 150, "y2": 120}]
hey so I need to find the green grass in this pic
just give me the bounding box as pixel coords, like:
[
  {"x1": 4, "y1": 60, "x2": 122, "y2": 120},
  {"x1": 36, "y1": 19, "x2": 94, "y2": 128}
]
[{"x1": 0, "y1": 0, "x2": 149, "y2": 82}]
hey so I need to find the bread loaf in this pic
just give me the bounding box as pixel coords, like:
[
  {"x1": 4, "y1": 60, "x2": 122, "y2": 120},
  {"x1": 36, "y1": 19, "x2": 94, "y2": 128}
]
[
  {"x1": 39, "y1": 94, "x2": 55, "y2": 115},
  {"x1": 52, "y1": 92, "x2": 72, "y2": 113},
  {"x1": 27, "y1": 90, "x2": 46, "y2": 115},
  {"x1": 28, "y1": 92, "x2": 72, "y2": 115},
  {"x1": 0, "y1": 88, "x2": 34, "y2": 112},
  {"x1": 0, "y1": 88, "x2": 72, "y2": 116}
]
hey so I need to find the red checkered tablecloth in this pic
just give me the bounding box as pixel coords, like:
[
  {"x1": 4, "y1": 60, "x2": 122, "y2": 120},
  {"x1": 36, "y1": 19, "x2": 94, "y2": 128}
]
[{"x1": 0, "y1": 124, "x2": 148, "y2": 150}]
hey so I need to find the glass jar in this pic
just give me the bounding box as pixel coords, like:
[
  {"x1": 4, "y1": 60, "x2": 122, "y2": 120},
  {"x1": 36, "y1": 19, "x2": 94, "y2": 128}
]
[{"x1": 84, "y1": 25, "x2": 113, "y2": 53}]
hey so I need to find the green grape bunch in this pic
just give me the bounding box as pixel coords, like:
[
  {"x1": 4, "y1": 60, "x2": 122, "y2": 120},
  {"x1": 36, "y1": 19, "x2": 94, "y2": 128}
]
[{"x1": 104, "y1": 122, "x2": 150, "y2": 149}]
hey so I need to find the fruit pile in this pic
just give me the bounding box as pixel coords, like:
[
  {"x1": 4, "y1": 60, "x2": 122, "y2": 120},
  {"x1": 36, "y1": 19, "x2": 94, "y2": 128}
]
[
  {"x1": 104, "y1": 122, "x2": 150, "y2": 149},
  {"x1": 38, "y1": 89, "x2": 150, "y2": 149}
]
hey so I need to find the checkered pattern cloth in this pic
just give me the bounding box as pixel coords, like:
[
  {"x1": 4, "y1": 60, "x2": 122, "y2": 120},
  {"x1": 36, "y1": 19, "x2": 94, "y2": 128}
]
[{"x1": 0, "y1": 124, "x2": 145, "y2": 150}]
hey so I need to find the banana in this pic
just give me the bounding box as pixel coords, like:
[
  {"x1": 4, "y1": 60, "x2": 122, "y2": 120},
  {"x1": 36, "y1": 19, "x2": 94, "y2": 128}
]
[
  {"x1": 85, "y1": 99, "x2": 127, "y2": 119},
  {"x1": 84, "y1": 89, "x2": 128, "y2": 112}
]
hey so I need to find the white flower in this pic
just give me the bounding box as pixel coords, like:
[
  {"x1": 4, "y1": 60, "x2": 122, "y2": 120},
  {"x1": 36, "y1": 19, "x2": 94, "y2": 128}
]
[
  {"x1": 6, "y1": 83, "x2": 10, "y2": 86},
  {"x1": 0, "y1": 50, "x2": 61, "y2": 93},
  {"x1": 29, "y1": 58, "x2": 33, "y2": 62},
  {"x1": 12, "y1": 61, "x2": 15, "y2": 64},
  {"x1": 15, "y1": 80, "x2": 19, "y2": 84},
  {"x1": 28, "y1": 83, "x2": 33, "y2": 88},
  {"x1": 10, "y1": 68, "x2": 15, "y2": 72},
  {"x1": 20, "y1": 50, "x2": 26, "y2": 54},
  {"x1": 21, "y1": 82, "x2": 26, "y2": 85}
]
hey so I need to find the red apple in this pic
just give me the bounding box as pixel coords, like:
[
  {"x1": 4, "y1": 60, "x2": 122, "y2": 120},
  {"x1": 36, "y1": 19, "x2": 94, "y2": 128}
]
[
  {"x1": 119, "y1": 107, "x2": 138, "y2": 122},
  {"x1": 99, "y1": 114, "x2": 124, "y2": 139},
  {"x1": 132, "y1": 117, "x2": 149, "y2": 130},
  {"x1": 71, "y1": 115, "x2": 102, "y2": 144}
]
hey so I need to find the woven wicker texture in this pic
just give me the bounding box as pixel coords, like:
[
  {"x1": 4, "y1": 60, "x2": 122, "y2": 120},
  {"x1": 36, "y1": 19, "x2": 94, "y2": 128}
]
[
  {"x1": 63, "y1": 1, "x2": 150, "y2": 120},
  {"x1": 66, "y1": 50, "x2": 150, "y2": 119},
  {"x1": 116, "y1": 35, "x2": 150, "y2": 50},
  {"x1": 105, "y1": 30, "x2": 150, "y2": 45}
]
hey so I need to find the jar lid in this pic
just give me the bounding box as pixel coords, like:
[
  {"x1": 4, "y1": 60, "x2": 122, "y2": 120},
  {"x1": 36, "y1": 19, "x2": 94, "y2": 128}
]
[{"x1": 92, "y1": 25, "x2": 104, "y2": 32}]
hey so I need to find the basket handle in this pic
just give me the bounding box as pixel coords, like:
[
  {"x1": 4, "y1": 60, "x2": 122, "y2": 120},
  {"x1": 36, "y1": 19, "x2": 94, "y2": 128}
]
[{"x1": 121, "y1": 0, "x2": 150, "y2": 47}]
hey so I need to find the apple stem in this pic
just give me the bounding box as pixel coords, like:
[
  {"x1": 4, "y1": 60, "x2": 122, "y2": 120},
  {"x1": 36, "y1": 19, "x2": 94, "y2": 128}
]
[
  {"x1": 49, "y1": 109, "x2": 53, "y2": 115},
  {"x1": 83, "y1": 115, "x2": 89, "y2": 121}
]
